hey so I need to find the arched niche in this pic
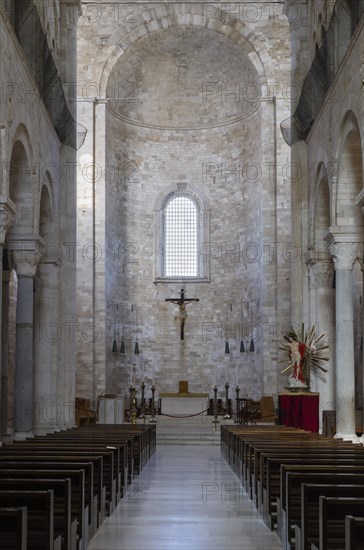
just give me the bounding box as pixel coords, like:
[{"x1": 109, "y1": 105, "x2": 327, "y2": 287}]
[
  {"x1": 313, "y1": 164, "x2": 331, "y2": 255},
  {"x1": 8, "y1": 140, "x2": 34, "y2": 236},
  {"x1": 335, "y1": 113, "x2": 363, "y2": 231}
]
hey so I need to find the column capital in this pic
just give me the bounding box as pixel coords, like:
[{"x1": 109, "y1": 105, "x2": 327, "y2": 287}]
[
  {"x1": 37, "y1": 258, "x2": 61, "y2": 288},
  {"x1": 324, "y1": 229, "x2": 362, "y2": 270},
  {"x1": 59, "y1": 0, "x2": 82, "y2": 28},
  {"x1": 6, "y1": 235, "x2": 45, "y2": 277},
  {"x1": 305, "y1": 250, "x2": 334, "y2": 288},
  {"x1": 0, "y1": 200, "x2": 16, "y2": 244}
]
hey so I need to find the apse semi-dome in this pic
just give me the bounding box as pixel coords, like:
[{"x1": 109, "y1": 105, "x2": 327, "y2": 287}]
[{"x1": 106, "y1": 26, "x2": 261, "y2": 130}]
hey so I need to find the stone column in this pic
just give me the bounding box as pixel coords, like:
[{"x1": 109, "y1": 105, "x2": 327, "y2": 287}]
[
  {"x1": 0, "y1": 202, "x2": 15, "y2": 441},
  {"x1": 356, "y1": 191, "x2": 364, "y2": 445},
  {"x1": 327, "y1": 235, "x2": 361, "y2": 442},
  {"x1": 306, "y1": 253, "x2": 335, "y2": 432},
  {"x1": 7, "y1": 239, "x2": 42, "y2": 439},
  {"x1": 33, "y1": 260, "x2": 60, "y2": 435},
  {"x1": 1, "y1": 270, "x2": 11, "y2": 439}
]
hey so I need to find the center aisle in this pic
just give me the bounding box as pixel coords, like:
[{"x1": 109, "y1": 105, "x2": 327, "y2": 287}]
[{"x1": 88, "y1": 445, "x2": 282, "y2": 550}]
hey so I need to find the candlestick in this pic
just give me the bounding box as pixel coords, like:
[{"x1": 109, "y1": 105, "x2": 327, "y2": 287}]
[
  {"x1": 142, "y1": 362, "x2": 145, "y2": 382},
  {"x1": 150, "y1": 385, "x2": 157, "y2": 423},
  {"x1": 152, "y1": 364, "x2": 155, "y2": 385},
  {"x1": 214, "y1": 364, "x2": 217, "y2": 385},
  {"x1": 224, "y1": 382, "x2": 230, "y2": 419},
  {"x1": 225, "y1": 362, "x2": 228, "y2": 383},
  {"x1": 235, "y1": 363, "x2": 238, "y2": 386},
  {"x1": 130, "y1": 365, "x2": 132, "y2": 386}
]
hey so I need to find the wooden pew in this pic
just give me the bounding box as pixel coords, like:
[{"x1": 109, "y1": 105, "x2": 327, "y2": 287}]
[
  {"x1": 220, "y1": 425, "x2": 364, "y2": 550},
  {"x1": 345, "y1": 515, "x2": 364, "y2": 550},
  {"x1": 5, "y1": 442, "x2": 115, "y2": 519},
  {"x1": 0, "y1": 425, "x2": 156, "y2": 550},
  {"x1": 0, "y1": 456, "x2": 99, "y2": 543},
  {"x1": 262, "y1": 451, "x2": 364, "y2": 530},
  {"x1": 0, "y1": 478, "x2": 73, "y2": 550},
  {"x1": 8, "y1": 438, "x2": 115, "y2": 525},
  {"x1": 0, "y1": 489, "x2": 59, "y2": 550},
  {"x1": 253, "y1": 441, "x2": 360, "y2": 506},
  {"x1": 281, "y1": 468, "x2": 364, "y2": 550},
  {"x1": 38, "y1": 433, "x2": 129, "y2": 501},
  {"x1": 0, "y1": 506, "x2": 27, "y2": 550},
  {"x1": 318, "y1": 497, "x2": 364, "y2": 550},
  {"x1": 296, "y1": 483, "x2": 364, "y2": 550},
  {"x1": 0, "y1": 470, "x2": 85, "y2": 550},
  {"x1": 254, "y1": 444, "x2": 357, "y2": 508}
]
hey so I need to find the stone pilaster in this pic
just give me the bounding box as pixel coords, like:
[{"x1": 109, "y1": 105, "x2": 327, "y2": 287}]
[
  {"x1": 34, "y1": 260, "x2": 61, "y2": 435},
  {"x1": 326, "y1": 233, "x2": 361, "y2": 442},
  {"x1": 57, "y1": 0, "x2": 81, "y2": 429}
]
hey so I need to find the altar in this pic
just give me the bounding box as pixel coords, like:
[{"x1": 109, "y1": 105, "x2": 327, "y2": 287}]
[
  {"x1": 160, "y1": 392, "x2": 209, "y2": 416},
  {"x1": 278, "y1": 391, "x2": 319, "y2": 432}
]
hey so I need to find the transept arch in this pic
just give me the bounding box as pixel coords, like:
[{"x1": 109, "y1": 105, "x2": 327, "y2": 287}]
[{"x1": 98, "y1": 4, "x2": 279, "y2": 98}]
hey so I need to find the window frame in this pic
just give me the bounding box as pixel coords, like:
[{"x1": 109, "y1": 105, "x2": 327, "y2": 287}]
[{"x1": 154, "y1": 186, "x2": 210, "y2": 283}]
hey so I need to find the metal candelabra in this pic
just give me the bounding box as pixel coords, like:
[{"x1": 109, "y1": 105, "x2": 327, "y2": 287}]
[
  {"x1": 212, "y1": 384, "x2": 220, "y2": 431},
  {"x1": 140, "y1": 381, "x2": 146, "y2": 421},
  {"x1": 150, "y1": 384, "x2": 157, "y2": 423},
  {"x1": 234, "y1": 385, "x2": 240, "y2": 424},
  {"x1": 129, "y1": 385, "x2": 137, "y2": 425},
  {"x1": 223, "y1": 382, "x2": 230, "y2": 419}
]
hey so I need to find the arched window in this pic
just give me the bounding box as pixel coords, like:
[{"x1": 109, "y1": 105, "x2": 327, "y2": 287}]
[
  {"x1": 164, "y1": 195, "x2": 198, "y2": 277},
  {"x1": 155, "y1": 187, "x2": 209, "y2": 281}
]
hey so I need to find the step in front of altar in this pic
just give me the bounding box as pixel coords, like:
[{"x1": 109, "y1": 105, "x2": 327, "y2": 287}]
[{"x1": 154, "y1": 416, "x2": 234, "y2": 445}]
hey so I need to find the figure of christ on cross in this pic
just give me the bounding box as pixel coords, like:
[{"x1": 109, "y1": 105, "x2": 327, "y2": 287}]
[{"x1": 165, "y1": 288, "x2": 199, "y2": 340}]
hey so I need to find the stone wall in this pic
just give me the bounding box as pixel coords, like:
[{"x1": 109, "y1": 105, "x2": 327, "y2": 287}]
[
  {"x1": 0, "y1": 2, "x2": 80, "y2": 435},
  {"x1": 76, "y1": 1, "x2": 292, "y2": 405}
]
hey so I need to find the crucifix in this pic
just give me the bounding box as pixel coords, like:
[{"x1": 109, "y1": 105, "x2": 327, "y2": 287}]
[{"x1": 165, "y1": 288, "x2": 199, "y2": 340}]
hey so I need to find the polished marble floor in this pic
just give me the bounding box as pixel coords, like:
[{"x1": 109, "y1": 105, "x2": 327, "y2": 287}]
[{"x1": 88, "y1": 445, "x2": 282, "y2": 550}]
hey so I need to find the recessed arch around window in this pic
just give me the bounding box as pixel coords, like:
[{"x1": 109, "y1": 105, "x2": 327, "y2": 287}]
[{"x1": 155, "y1": 185, "x2": 210, "y2": 282}]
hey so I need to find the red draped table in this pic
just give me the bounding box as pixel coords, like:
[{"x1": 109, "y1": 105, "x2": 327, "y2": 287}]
[{"x1": 278, "y1": 392, "x2": 319, "y2": 432}]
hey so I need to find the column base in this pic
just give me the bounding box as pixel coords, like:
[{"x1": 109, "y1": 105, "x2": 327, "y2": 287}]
[
  {"x1": 64, "y1": 422, "x2": 77, "y2": 430},
  {"x1": 334, "y1": 432, "x2": 361, "y2": 443},
  {"x1": 33, "y1": 426, "x2": 56, "y2": 437},
  {"x1": 55, "y1": 424, "x2": 68, "y2": 431},
  {"x1": 13, "y1": 431, "x2": 34, "y2": 440}
]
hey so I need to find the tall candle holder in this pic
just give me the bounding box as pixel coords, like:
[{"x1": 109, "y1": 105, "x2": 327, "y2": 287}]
[
  {"x1": 150, "y1": 384, "x2": 157, "y2": 423},
  {"x1": 140, "y1": 381, "x2": 146, "y2": 421},
  {"x1": 234, "y1": 385, "x2": 240, "y2": 424},
  {"x1": 223, "y1": 382, "x2": 230, "y2": 419},
  {"x1": 129, "y1": 385, "x2": 137, "y2": 425},
  {"x1": 212, "y1": 384, "x2": 219, "y2": 431}
]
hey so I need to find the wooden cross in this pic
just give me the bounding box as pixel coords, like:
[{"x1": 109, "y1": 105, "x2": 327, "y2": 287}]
[{"x1": 165, "y1": 288, "x2": 199, "y2": 340}]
